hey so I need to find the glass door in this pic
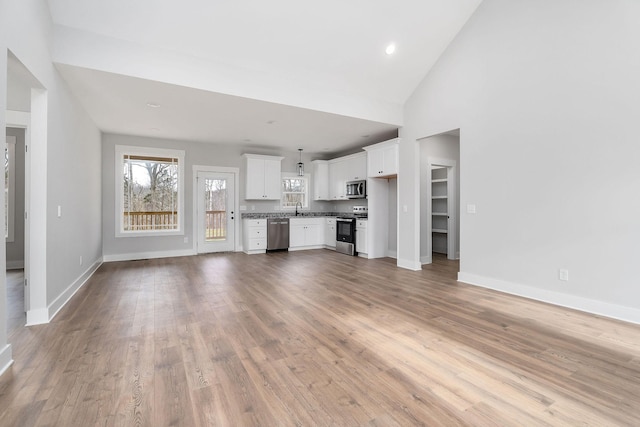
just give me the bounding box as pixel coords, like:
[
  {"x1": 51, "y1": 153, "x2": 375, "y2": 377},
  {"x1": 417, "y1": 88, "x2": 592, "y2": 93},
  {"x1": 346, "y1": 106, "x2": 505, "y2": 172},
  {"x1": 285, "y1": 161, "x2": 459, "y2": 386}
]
[{"x1": 197, "y1": 171, "x2": 235, "y2": 253}]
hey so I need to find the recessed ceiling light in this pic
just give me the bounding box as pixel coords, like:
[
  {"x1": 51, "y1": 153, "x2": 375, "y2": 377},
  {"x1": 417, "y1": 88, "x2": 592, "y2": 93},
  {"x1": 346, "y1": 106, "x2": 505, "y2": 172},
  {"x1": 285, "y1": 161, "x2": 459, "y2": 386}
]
[
  {"x1": 267, "y1": 120, "x2": 276, "y2": 125},
  {"x1": 385, "y1": 44, "x2": 396, "y2": 55},
  {"x1": 150, "y1": 127, "x2": 160, "y2": 131},
  {"x1": 361, "y1": 134, "x2": 370, "y2": 138},
  {"x1": 146, "y1": 102, "x2": 161, "y2": 108},
  {"x1": 244, "y1": 139, "x2": 252, "y2": 142}
]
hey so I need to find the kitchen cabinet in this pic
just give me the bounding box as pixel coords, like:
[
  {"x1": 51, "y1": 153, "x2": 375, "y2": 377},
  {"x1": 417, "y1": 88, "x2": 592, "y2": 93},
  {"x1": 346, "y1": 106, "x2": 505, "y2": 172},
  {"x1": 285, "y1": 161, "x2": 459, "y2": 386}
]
[
  {"x1": 356, "y1": 219, "x2": 368, "y2": 257},
  {"x1": 325, "y1": 217, "x2": 336, "y2": 248},
  {"x1": 312, "y1": 160, "x2": 330, "y2": 201},
  {"x1": 364, "y1": 138, "x2": 399, "y2": 178},
  {"x1": 243, "y1": 219, "x2": 267, "y2": 254},
  {"x1": 328, "y1": 159, "x2": 346, "y2": 200},
  {"x1": 243, "y1": 154, "x2": 284, "y2": 200},
  {"x1": 289, "y1": 218, "x2": 324, "y2": 249},
  {"x1": 328, "y1": 152, "x2": 366, "y2": 200}
]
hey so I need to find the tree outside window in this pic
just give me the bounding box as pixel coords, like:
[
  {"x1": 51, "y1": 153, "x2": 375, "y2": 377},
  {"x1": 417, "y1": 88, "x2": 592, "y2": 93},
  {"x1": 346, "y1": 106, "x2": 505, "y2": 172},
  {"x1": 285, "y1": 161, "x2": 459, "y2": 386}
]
[
  {"x1": 281, "y1": 175, "x2": 309, "y2": 209},
  {"x1": 116, "y1": 146, "x2": 185, "y2": 236}
]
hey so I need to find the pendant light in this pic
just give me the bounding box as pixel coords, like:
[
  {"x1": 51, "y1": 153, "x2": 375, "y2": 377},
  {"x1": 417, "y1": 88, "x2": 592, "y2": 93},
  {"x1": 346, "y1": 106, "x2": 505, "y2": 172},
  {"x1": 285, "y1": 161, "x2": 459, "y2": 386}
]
[{"x1": 297, "y1": 148, "x2": 304, "y2": 176}]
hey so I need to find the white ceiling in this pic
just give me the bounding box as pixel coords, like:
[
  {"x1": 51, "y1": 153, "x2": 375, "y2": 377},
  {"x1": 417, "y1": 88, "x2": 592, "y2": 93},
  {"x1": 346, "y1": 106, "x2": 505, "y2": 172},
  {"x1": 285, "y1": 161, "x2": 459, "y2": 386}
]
[{"x1": 46, "y1": 0, "x2": 481, "y2": 154}]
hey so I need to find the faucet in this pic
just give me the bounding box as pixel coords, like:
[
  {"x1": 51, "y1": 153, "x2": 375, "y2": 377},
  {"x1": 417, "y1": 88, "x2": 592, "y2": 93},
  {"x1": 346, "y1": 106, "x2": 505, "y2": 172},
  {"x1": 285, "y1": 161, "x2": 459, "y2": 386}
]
[{"x1": 295, "y1": 201, "x2": 302, "y2": 216}]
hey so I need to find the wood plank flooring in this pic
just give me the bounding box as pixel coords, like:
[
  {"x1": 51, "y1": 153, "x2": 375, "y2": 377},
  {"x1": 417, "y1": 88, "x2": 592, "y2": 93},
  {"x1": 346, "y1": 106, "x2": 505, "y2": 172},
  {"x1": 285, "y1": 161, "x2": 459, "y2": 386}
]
[{"x1": 1, "y1": 251, "x2": 640, "y2": 426}]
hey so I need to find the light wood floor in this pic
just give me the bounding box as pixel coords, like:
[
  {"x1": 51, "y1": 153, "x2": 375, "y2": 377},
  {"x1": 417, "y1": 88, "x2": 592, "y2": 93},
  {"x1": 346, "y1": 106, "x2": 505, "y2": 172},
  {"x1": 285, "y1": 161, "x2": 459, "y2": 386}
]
[{"x1": 1, "y1": 251, "x2": 640, "y2": 426}]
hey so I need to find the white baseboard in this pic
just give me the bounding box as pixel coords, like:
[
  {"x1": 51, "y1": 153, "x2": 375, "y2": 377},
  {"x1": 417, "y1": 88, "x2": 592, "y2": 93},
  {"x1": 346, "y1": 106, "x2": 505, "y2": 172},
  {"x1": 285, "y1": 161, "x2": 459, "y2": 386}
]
[
  {"x1": 397, "y1": 258, "x2": 422, "y2": 271},
  {"x1": 458, "y1": 272, "x2": 640, "y2": 325},
  {"x1": 288, "y1": 245, "x2": 324, "y2": 252},
  {"x1": 25, "y1": 257, "x2": 104, "y2": 326},
  {"x1": 6, "y1": 260, "x2": 24, "y2": 270},
  {"x1": 386, "y1": 250, "x2": 397, "y2": 259},
  {"x1": 420, "y1": 255, "x2": 433, "y2": 265},
  {"x1": 0, "y1": 344, "x2": 13, "y2": 377},
  {"x1": 103, "y1": 249, "x2": 196, "y2": 262},
  {"x1": 48, "y1": 257, "x2": 103, "y2": 321},
  {"x1": 26, "y1": 308, "x2": 49, "y2": 326}
]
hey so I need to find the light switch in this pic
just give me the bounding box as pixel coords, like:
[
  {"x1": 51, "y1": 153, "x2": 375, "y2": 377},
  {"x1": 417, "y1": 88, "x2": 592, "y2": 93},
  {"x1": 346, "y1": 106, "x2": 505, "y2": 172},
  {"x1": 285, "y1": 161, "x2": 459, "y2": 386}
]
[
  {"x1": 467, "y1": 204, "x2": 476, "y2": 214},
  {"x1": 57, "y1": 205, "x2": 62, "y2": 218},
  {"x1": 403, "y1": 205, "x2": 408, "y2": 213}
]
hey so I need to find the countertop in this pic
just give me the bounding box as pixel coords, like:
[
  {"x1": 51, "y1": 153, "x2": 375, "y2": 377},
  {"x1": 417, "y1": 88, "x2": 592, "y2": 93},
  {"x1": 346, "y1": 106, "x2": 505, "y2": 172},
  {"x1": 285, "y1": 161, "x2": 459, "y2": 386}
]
[{"x1": 241, "y1": 212, "x2": 367, "y2": 219}]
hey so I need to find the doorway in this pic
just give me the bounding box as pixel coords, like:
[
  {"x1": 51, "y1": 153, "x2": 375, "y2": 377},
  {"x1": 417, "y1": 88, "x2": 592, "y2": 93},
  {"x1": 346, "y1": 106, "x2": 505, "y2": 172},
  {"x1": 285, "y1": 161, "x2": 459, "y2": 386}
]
[
  {"x1": 429, "y1": 161, "x2": 456, "y2": 260},
  {"x1": 6, "y1": 50, "x2": 48, "y2": 325},
  {"x1": 419, "y1": 130, "x2": 460, "y2": 265},
  {"x1": 194, "y1": 167, "x2": 239, "y2": 254},
  {"x1": 5, "y1": 129, "x2": 26, "y2": 319}
]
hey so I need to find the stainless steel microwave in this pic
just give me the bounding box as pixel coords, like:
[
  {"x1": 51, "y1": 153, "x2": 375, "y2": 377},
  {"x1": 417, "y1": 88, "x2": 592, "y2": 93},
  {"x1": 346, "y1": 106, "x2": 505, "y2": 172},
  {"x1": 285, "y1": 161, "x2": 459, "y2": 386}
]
[{"x1": 346, "y1": 180, "x2": 366, "y2": 199}]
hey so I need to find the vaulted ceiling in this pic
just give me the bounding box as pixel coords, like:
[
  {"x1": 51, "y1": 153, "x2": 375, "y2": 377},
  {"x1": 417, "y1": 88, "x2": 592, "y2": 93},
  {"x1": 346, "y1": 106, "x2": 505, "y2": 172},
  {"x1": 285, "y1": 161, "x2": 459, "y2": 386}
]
[{"x1": 46, "y1": 0, "x2": 482, "y2": 154}]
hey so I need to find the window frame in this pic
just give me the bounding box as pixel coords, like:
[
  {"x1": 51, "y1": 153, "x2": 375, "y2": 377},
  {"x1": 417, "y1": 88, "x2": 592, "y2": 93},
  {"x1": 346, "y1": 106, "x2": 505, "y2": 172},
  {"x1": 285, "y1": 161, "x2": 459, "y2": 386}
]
[
  {"x1": 280, "y1": 173, "x2": 310, "y2": 210},
  {"x1": 115, "y1": 145, "x2": 185, "y2": 237}
]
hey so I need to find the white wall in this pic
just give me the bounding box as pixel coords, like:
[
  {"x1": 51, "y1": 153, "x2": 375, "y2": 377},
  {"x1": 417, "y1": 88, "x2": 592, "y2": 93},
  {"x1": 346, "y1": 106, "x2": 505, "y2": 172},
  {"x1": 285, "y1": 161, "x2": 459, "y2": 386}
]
[
  {"x1": 420, "y1": 133, "x2": 460, "y2": 261},
  {"x1": 1, "y1": 0, "x2": 102, "y2": 348},
  {"x1": 401, "y1": 0, "x2": 640, "y2": 323}
]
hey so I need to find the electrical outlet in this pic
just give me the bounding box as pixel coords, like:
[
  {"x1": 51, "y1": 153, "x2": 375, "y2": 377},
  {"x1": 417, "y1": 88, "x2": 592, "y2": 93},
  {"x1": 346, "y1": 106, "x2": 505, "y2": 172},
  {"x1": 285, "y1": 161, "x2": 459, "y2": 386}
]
[
  {"x1": 79, "y1": 256, "x2": 83, "y2": 266},
  {"x1": 558, "y1": 269, "x2": 569, "y2": 281}
]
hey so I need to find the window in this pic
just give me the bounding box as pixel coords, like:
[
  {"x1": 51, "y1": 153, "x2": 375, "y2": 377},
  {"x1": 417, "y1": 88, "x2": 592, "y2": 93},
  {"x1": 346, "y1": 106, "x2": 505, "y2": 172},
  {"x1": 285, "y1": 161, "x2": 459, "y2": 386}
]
[
  {"x1": 5, "y1": 136, "x2": 16, "y2": 242},
  {"x1": 115, "y1": 145, "x2": 185, "y2": 236},
  {"x1": 281, "y1": 174, "x2": 309, "y2": 209}
]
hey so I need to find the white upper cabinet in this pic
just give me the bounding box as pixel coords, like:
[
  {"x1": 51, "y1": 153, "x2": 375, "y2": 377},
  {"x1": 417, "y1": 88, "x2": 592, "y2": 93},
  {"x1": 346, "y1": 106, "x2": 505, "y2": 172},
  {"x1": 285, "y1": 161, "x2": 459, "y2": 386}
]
[
  {"x1": 312, "y1": 160, "x2": 330, "y2": 201},
  {"x1": 243, "y1": 154, "x2": 284, "y2": 199},
  {"x1": 364, "y1": 138, "x2": 399, "y2": 178},
  {"x1": 329, "y1": 159, "x2": 347, "y2": 200},
  {"x1": 328, "y1": 152, "x2": 367, "y2": 200},
  {"x1": 344, "y1": 152, "x2": 366, "y2": 181}
]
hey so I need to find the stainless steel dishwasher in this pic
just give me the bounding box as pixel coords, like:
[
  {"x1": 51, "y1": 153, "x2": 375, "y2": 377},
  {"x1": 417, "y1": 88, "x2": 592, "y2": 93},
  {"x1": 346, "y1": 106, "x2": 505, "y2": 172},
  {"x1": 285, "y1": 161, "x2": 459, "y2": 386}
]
[{"x1": 267, "y1": 218, "x2": 290, "y2": 250}]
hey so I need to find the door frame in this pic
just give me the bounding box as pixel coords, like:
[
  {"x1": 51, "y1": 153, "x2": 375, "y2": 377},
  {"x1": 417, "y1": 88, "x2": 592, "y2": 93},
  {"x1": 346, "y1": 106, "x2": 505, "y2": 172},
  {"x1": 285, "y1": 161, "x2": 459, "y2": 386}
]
[
  {"x1": 192, "y1": 165, "x2": 240, "y2": 253},
  {"x1": 427, "y1": 157, "x2": 457, "y2": 261}
]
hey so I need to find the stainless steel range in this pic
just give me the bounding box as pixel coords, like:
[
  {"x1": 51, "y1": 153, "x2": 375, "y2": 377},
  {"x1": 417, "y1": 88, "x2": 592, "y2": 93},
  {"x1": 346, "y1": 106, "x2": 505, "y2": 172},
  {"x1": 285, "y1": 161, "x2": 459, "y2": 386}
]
[{"x1": 335, "y1": 206, "x2": 367, "y2": 256}]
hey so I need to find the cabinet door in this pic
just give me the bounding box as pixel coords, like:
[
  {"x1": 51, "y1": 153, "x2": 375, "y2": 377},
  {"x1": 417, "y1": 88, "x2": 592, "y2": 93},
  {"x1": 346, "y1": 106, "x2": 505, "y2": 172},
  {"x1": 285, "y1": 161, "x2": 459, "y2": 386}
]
[
  {"x1": 289, "y1": 224, "x2": 306, "y2": 247},
  {"x1": 325, "y1": 220, "x2": 336, "y2": 247},
  {"x1": 382, "y1": 145, "x2": 398, "y2": 176},
  {"x1": 356, "y1": 227, "x2": 368, "y2": 253},
  {"x1": 313, "y1": 161, "x2": 329, "y2": 200},
  {"x1": 348, "y1": 154, "x2": 367, "y2": 181},
  {"x1": 306, "y1": 224, "x2": 324, "y2": 246},
  {"x1": 263, "y1": 159, "x2": 282, "y2": 199},
  {"x1": 245, "y1": 157, "x2": 266, "y2": 199},
  {"x1": 368, "y1": 149, "x2": 384, "y2": 177},
  {"x1": 329, "y1": 160, "x2": 346, "y2": 200}
]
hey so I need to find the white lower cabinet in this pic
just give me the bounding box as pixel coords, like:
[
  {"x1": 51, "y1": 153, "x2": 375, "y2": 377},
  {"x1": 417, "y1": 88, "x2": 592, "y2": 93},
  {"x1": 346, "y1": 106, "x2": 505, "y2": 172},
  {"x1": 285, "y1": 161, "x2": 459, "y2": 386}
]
[
  {"x1": 243, "y1": 219, "x2": 267, "y2": 254},
  {"x1": 356, "y1": 219, "x2": 368, "y2": 257},
  {"x1": 325, "y1": 218, "x2": 336, "y2": 248},
  {"x1": 289, "y1": 218, "x2": 325, "y2": 250}
]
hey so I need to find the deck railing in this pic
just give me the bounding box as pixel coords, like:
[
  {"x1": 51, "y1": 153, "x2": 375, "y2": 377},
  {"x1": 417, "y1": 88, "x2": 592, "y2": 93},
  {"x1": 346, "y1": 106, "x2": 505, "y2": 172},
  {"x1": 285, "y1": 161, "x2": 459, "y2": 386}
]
[
  {"x1": 205, "y1": 210, "x2": 226, "y2": 239},
  {"x1": 124, "y1": 211, "x2": 178, "y2": 230},
  {"x1": 123, "y1": 210, "x2": 226, "y2": 239}
]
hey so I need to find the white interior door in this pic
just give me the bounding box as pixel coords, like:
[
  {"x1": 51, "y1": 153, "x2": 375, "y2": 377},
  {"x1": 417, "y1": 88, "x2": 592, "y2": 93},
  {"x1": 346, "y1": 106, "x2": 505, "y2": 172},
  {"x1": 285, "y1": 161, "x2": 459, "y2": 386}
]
[{"x1": 197, "y1": 172, "x2": 235, "y2": 253}]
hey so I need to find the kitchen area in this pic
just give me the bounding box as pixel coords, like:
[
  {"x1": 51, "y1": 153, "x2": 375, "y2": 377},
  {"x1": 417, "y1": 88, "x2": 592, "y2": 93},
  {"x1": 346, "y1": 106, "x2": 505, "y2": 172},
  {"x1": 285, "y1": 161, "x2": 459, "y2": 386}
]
[{"x1": 241, "y1": 138, "x2": 399, "y2": 259}]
